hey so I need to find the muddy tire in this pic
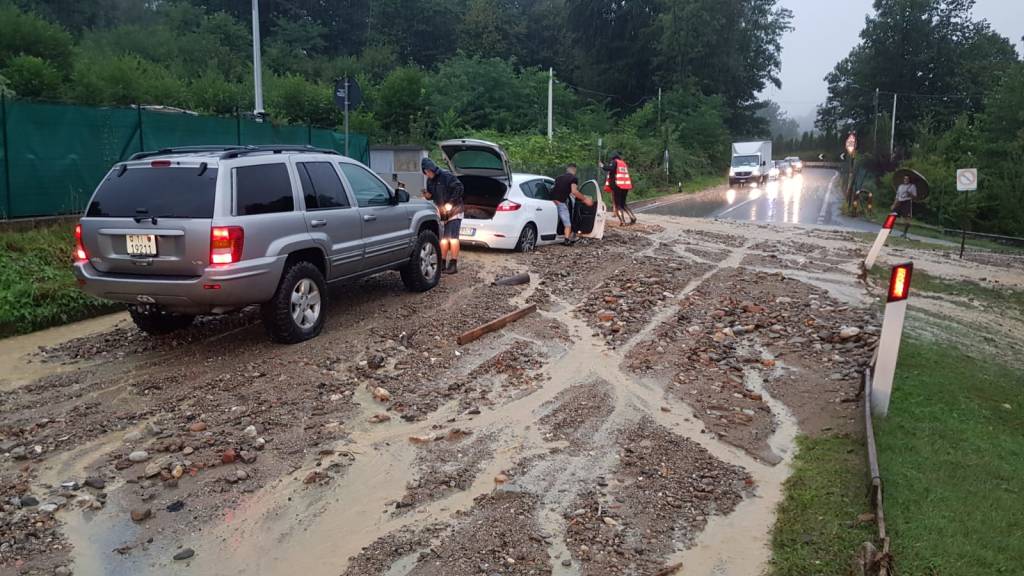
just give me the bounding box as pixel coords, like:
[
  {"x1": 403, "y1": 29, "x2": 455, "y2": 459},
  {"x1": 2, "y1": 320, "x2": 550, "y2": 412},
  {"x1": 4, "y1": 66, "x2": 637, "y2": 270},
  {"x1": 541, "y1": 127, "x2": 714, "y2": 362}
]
[
  {"x1": 400, "y1": 229, "x2": 441, "y2": 292},
  {"x1": 515, "y1": 223, "x2": 538, "y2": 253},
  {"x1": 261, "y1": 261, "x2": 326, "y2": 344},
  {"x1": 129, "y1": 307, "x2": 195, "y2": 335}
]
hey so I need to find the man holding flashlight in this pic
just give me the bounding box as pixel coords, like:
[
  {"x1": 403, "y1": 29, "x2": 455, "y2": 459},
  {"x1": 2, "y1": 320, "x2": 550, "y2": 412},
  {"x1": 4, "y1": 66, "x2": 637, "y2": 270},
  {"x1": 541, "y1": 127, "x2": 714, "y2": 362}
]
[{"x1": 421, "y1": 158, "x2": 465, "y2": 274}]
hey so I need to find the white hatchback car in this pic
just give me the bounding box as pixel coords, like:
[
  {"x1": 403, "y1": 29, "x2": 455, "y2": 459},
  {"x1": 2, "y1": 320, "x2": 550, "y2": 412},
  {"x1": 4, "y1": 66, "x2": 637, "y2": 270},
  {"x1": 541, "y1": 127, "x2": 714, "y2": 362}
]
[{"x1": 439, "y1": 139, "x2": 607, "y2": 251}]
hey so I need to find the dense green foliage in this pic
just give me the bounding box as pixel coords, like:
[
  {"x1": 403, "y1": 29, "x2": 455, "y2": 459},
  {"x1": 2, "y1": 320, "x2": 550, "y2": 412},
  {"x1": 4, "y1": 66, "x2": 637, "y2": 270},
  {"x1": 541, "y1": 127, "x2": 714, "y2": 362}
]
[
  {"x1": 818, "y1": 0, "x2": 1024, "y2": 235},
  {"x1": 0, "y1": 0, "x2": 794, "y2": 186},
  {"x1": 0, "y1": 224, "x2": 121, "y2": 336}
]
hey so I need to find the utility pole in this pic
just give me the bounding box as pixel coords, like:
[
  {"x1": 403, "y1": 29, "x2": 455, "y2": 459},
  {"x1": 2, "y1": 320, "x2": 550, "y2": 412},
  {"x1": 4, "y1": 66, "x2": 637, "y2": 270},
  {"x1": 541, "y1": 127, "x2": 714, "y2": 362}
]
[
  {"x1": 251, "y1": 0, "x2": 265, "y2": 119},
  {"x1": 873, "y1": 88, "x2": 879, "y2": 155},
  {"x1": 343, "y1": 76, "x2": 350, "y2": 157},
  {"x1": 547, "y1": 68, "x2": 553, "y2": 142},
  {"x1": 889, "y1": 93, "x2": 898, "y2": 158}
]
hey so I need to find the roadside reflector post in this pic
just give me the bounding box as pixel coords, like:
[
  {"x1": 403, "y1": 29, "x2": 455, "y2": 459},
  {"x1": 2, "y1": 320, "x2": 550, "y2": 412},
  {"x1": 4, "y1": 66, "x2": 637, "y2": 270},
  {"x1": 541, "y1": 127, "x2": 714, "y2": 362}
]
[
  {"x1": 863, "y1": 212, "x2": 898, "y2": 272},
  {"x1": 872, "y1": 262, "x2": 913, "y2": 417}
]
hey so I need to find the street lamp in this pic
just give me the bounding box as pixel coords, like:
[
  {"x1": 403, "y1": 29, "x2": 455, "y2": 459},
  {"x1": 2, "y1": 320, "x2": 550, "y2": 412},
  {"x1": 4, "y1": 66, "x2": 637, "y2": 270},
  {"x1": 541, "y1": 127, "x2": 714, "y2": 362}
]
[{"x1": 251, "y1": 0, "x2": 266, "y2": 120}]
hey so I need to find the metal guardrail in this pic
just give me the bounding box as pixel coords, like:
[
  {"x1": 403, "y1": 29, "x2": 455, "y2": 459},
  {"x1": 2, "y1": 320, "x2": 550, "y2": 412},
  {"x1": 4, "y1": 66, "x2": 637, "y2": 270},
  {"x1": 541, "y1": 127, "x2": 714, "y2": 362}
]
[{"x1": 863, "y1": 367, "x2": 893, "y2": 575}]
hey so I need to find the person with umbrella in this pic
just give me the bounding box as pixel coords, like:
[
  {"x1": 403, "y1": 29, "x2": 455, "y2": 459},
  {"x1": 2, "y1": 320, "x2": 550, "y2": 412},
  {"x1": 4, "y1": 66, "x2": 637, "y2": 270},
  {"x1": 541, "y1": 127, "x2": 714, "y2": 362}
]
[{"x1": 892, "y1": 173, "x2": 918, "y2": 238}]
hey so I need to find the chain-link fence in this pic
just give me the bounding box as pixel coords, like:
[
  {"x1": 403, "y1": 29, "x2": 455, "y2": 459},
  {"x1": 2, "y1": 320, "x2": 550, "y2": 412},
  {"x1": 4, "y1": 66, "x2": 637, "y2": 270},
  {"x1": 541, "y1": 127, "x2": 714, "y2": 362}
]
[{"x1": 0, "y1": 96, "x2": 369, "y2": 220}]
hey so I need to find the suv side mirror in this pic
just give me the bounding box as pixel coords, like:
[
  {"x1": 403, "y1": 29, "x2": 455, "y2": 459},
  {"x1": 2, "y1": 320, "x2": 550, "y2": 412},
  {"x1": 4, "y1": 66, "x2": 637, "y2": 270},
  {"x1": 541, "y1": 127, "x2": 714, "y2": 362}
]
[{"x1": 395, "y1": 188, "x2": 410, "y2": 203}]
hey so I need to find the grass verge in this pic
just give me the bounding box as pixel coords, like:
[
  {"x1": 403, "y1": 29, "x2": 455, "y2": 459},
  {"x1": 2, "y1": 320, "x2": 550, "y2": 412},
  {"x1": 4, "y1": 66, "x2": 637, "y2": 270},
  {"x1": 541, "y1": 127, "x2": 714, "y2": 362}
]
[
  {"x1": 876, "y1": 339, "x2": 1023, "y2": 575},
  {"x1": 0, "y1": 223, "x2": 121, "y2": 337},
  {"x1": 866, "y1": 264, "x2": 1024, "y2": 310},
  {"x1": 769, "y1": 434, "x2": 876, "y2": 575},
  {"x1": 862, "y1": 208, "x2": 1024, "y2": 253}
]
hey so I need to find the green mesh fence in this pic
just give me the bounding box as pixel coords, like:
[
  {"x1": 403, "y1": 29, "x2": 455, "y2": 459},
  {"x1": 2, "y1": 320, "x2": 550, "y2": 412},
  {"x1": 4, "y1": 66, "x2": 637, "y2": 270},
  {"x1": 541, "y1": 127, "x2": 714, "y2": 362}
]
[{"x1": 0, "y1": 98, "x2": 369, "y2": 219}]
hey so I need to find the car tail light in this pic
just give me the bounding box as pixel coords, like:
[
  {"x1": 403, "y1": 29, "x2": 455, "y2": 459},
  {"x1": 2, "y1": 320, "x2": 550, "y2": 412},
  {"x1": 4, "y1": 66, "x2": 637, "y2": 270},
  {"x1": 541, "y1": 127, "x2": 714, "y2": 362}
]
[
  {"x1": 151, "y1": 160, "x2": 171, "y2": 168},
  {"x1": 496, "y1": 200, "x2": 521, "y2": 212},
  {"x1": 883, "y1": 213, "x2": 898, "y2": 230},
  {"x1": 74, "y1": 223, "x2": 88, "y2": 262},
  {"x1": 887, "y1": 262, "x2": 913, "y2": 302},
  {"x1": 210, "y1": 226, "x2": 244, "y2": 265}
]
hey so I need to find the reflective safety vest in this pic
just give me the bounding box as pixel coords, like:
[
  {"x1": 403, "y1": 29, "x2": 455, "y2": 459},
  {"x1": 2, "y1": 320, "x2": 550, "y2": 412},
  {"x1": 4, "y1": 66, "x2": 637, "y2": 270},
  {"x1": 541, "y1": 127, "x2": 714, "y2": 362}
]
[{"x1": 603, "y1": 159, "x2": 633, "y2": 192}]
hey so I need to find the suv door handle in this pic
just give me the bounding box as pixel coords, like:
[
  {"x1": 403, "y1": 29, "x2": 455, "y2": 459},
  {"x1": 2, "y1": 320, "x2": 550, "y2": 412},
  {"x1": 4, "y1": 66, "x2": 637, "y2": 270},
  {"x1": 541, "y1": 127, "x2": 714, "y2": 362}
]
[
  {"x1": 310, "y1": 219, "x2": 327, "y2": 227},
  {"x1": 363, "y1": 214, "x2": 377, "y2": 222}
]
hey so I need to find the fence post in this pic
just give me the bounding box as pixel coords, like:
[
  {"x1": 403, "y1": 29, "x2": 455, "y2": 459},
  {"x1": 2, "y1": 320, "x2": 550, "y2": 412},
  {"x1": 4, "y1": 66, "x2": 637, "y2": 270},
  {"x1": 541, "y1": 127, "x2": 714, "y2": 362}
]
[
  {"x1": 236, "y1": 107, "x2": 242, "y2": 145},
  {"x1": 307, "y1": 121, "x2": 312, "y2": 145},
  {"x1": 137, "y1": 104, "x2": 145, "y2": 152},
  {"x1": 1, "y1": 93, "x2": 10, "y2": 218}
]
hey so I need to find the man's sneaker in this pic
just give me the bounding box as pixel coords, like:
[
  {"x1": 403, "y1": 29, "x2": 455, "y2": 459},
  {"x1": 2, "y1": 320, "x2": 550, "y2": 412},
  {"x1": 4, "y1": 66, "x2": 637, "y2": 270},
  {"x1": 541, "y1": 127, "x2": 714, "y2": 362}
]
[{"x1": 569, "y1": 232, "x2": 579, "y2": 244}]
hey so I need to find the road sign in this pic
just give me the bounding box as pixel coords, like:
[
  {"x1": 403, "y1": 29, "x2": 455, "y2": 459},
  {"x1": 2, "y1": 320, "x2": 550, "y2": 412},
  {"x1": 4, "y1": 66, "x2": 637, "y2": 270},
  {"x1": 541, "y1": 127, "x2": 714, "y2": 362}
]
[
  {"x1": 956, "y1": 168, "x2": 977, "y2": 192},
  {"x1": 818, "y1": 153, "x2": 825, "y2": 160},
  {"x1": 333, "y1": 77, "x2": 363, "y2": 110},
  {"x1": 840, "y1": 152, "x2": 847, "y2": 160},
  {"x1": 845, "y1": 132, "x2": 857, "y2": 155}
]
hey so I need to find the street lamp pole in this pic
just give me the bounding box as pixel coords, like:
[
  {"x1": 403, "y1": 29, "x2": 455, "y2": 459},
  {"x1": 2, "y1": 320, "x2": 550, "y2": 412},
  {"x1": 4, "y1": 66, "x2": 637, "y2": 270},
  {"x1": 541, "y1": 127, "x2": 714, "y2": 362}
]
[{"x1": 251, "y1": 0, "x2": 265, "y2": 119}]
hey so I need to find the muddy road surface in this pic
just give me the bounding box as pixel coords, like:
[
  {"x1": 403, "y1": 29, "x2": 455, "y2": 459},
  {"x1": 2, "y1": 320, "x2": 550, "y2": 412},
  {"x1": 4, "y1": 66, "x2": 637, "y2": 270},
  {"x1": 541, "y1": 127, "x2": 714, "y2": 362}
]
[{"x1": 5, "y1": 214, "x2": 1015, "y2": 576}]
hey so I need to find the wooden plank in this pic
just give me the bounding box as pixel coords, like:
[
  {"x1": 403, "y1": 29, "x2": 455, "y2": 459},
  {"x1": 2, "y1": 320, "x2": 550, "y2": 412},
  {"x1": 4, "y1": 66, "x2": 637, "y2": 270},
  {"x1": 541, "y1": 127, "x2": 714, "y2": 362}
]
[{"x1": 457, "y1": 304, "x2": 537, "y2": 346}]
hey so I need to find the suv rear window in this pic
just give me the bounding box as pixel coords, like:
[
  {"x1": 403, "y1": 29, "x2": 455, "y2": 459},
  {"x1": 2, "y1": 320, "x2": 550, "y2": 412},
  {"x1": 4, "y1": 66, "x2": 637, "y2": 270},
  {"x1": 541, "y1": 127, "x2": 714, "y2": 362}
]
[
  {"x1": 86, "y1": 166, "x2": 218, "y2": 218},
  {"x1": 234, "y1": 163, "x2": 294, "y2": 216}
]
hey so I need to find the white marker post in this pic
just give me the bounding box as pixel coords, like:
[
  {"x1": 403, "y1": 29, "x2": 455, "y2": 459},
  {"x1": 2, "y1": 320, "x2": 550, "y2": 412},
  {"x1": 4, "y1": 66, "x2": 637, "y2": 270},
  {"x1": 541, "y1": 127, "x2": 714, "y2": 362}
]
[
  {"x1": 864, "y1": 212, "x2": 898, "y2": 271},
  {"x1": 872, "y1": 262, "x2": 913, "y2": 417}
]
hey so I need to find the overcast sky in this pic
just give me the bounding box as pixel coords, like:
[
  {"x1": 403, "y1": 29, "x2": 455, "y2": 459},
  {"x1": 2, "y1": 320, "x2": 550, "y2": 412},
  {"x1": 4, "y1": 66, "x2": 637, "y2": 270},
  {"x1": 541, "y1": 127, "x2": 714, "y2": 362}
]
[{"x1": 762, "y1": 0, "x2": 1024, "y2": 130}]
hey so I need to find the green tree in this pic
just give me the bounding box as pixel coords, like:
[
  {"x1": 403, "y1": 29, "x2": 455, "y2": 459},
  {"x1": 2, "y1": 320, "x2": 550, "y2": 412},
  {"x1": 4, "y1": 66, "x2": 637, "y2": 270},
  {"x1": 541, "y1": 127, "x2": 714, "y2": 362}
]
[
  {"x1": 376, "y1": 67, "x2": 427, "y2": 140},
  {"x1": 0, "y1": 2, "x2": 73, "y2": 73},
  {"x1": 1, "y1": 54, "x2": 62, "y2": 98}
]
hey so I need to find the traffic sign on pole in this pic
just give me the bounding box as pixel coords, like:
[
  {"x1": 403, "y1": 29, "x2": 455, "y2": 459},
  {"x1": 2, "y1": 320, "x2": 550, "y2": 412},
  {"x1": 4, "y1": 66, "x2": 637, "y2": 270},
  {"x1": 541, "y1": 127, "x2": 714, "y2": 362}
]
[
  {"x1": 872, "y1": 262, "x2": 913, "y2": 417},
  {"x1": 956, "y1": 168, "x2": 977, "y2": 192}
]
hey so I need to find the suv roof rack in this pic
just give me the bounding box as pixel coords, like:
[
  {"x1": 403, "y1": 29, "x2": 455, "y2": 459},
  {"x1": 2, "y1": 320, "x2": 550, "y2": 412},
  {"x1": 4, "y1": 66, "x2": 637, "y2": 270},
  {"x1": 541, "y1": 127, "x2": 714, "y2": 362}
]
[
  {"x1": 129, "y1": 146, "x2": 245, "y2": 161},
  {"x1": 128, "y1": 145, "x2": 342, "y2": 162},
  {"x1": 219, "y1": 145, "x2": 341, "y2": 159}
]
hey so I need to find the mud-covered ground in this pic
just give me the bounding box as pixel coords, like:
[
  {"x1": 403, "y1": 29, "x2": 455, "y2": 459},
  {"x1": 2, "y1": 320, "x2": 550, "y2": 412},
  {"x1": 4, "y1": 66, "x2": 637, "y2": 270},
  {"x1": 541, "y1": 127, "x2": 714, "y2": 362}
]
[{"x1": 2, "y1": 214, "x2": 1021, "y2": 576}]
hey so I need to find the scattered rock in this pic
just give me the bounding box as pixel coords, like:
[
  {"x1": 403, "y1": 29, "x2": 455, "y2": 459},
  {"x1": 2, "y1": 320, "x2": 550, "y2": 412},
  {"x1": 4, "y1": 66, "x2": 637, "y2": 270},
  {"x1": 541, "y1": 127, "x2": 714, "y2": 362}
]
[
  {"x1": 235, "y1": 470, "x2": 248, "y2": 482},
  {"x1": 494, "y1": 473, "x2": 508, "y2": 485},
  {"x1": 166, "y1": 500, "x2": 185, "y2": 513},
  {"x1": 55, "y1": 566, "x2": 72, "y2": 576},
  {"x1": 240, "y1": 451, "x2": 257, "y2": 464},
  {"x1": 373, "y1": 387, "x2": 392, "y2": 402},
  {"x1": 130, "y1": 508, "x2": 152, "y2": 522},
  {"x1": 173, "y1": 548, "x2": 195, "y2": 561},
  {"x1": 839, "y1": 326, "x2": 861, "y2": 340},
  {"x1": 222, "y1": 449, "x2": 237, "y2": 464},
  {"x1": 369, "y1": 413, "x2": 392, "y2": 423},
  {"x1": 188, "y1": 421, "x2": 207, "y2": 433},
  {"x1": 603, "y1": 517, "x2": 619, "y2": 526},
  {"x1": 368, "y1": 353, "x2": 386, "y2": 369},
  {"x1": 408, "y1": 435, "x2": 432, "y2": 444},
  {"x1": 128, "y1": 450, "x2": 150, "y2": 463},
  {"x1": 84, "y1": 477, "x2": 106, "y2": 490},
  {"x1": 123, "y1": 431, "x2": 143, "y2": 443},
  {"x1": 182, "y1": 446, "x2": 194, "y2": 456},
  {"x1": 40, "y1": 503, "x2": 59, "y2": 513},
  {"x1": 242, "y1": 425, "x2": 257, "y2": 438},
  {"x1": 20, "y1": 495, "x2": 40, "y2": 507},
  {"x1": 254, "y1": 437, "x2": 266, "y2": 450}
]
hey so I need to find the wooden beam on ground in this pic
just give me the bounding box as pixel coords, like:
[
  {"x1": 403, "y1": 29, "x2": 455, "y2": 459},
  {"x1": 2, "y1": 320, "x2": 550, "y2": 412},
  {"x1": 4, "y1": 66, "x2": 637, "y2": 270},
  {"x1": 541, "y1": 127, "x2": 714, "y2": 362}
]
[{"x1": 457, "y1": 304, "x2": 537, "y2": 346}]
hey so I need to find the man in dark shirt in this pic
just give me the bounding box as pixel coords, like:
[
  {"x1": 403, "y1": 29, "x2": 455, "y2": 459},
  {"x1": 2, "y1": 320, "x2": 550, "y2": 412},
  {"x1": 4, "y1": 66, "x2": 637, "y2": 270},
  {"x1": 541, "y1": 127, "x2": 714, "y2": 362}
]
[
  {"x1": 421, "y1": 158, "x2": 465, "y2": 274},
  {"x1": 551, "y1": 164, "x2": 593, "y2": 245}
]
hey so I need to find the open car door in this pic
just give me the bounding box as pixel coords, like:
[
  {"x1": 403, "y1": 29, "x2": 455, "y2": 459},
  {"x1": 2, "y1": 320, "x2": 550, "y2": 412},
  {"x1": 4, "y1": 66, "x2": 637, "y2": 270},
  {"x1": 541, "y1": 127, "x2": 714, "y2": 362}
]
[{"x1": 574, "y1": 179, "x2": 606, "y2": 239}]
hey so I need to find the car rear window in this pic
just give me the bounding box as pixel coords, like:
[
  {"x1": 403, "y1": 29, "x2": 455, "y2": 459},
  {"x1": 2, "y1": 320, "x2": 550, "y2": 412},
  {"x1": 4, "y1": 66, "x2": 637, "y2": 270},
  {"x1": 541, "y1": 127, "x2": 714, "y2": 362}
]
[
  {"x1": 450, "y1": 150, "x2": 502, "y2": 171},
  {"x1": 234, "y1": 163, "x2": 294, "y2": 216},
  {"x1": 86, "y1": 166, "x2": 218, "y2": 218}
]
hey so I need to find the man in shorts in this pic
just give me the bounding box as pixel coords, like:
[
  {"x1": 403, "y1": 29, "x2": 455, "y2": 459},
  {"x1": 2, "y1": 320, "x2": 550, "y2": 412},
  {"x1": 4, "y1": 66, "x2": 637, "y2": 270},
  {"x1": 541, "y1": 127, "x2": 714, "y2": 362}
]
[
  {"x1": 550, "y1": 163, "x2": 593, "y2": 245},
  {"x1": 422, "y1": 158, "x2": 465, "y2": 274}
]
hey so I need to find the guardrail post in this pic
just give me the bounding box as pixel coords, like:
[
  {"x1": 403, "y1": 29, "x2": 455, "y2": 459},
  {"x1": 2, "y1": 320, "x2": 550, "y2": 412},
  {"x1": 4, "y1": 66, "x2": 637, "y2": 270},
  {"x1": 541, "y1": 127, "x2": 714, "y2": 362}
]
[
  {"x1": 1, "y1": 93, "x2": 11, "y2": 219},
  {"x1": 873, "y1": 262, "x2": 913, "y2": 416},
  {"x1": 863, "y1": 212, "x2": 898, "y2": 271}
]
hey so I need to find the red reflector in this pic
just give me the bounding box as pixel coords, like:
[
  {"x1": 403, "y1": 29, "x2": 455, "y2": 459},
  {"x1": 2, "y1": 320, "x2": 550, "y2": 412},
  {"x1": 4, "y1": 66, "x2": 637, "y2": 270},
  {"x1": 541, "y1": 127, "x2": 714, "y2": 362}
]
[
  {"x1": 887, "y1": 262, "x2": 913, "y2": 302},
  {"x1": 203, "y1": 284, "x2": 222, "y2": 290},
  {"x1": 496, "y1": 200, "x2": 521, "y2": 212},
  {"x1": 210, "y1": 226, "x2": 244, "y2": 266},
  {"x1": 74, "y1": 223, "x2": 88, "y2": 262},
  {"x1": 151, "y1": 160, "x2": 172, "y2": 168},
  {"x1": 883, "y1": 213, "x2": 898, "y2": 230}
]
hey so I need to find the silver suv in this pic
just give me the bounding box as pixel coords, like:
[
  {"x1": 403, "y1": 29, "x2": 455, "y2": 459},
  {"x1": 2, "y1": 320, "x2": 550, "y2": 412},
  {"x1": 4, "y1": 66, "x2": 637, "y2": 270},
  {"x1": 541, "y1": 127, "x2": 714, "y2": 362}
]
[{"x1": 73, "y1": 145, "x2": 442, "y2": 343}]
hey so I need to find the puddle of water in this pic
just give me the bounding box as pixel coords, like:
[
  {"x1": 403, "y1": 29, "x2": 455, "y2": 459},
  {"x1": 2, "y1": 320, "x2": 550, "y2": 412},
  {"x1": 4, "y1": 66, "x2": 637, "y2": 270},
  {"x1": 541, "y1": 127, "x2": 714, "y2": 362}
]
[{"x1": 0, "y1": 312, "x2": 128, "y2": 392}]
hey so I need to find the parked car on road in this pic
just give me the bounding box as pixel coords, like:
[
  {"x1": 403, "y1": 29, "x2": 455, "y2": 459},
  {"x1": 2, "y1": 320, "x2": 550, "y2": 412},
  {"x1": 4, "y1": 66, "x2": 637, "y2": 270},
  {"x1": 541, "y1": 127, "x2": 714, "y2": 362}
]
[
  {"x1": 74, "y1": 145, "x2": 442, "y2": 343},
  {"x1": 440, "y1": 139, "x2": 607, "y2": 251}
]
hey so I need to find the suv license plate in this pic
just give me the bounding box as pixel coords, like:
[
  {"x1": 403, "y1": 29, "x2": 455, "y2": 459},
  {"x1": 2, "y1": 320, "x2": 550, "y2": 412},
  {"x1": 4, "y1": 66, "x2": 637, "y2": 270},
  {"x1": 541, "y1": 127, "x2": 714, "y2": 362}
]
[{"x1": 126, "y1": 234, "x2": 157, "y2": 256}]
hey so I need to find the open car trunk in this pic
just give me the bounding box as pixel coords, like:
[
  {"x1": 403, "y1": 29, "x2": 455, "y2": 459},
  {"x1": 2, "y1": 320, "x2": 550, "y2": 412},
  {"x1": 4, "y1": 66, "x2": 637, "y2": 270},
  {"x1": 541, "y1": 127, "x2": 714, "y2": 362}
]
[
  {"x1": 440, "y1": 139, "x2": 512, "y2": 221},
  {"x1": 461, "y1": 175, "x2": 508, "y2": 220}
]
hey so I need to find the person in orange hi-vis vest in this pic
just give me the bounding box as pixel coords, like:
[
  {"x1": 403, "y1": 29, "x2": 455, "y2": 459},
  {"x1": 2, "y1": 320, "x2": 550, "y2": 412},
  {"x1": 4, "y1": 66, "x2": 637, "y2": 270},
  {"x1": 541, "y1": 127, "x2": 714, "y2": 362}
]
[{"x1": 601, "y1": 152, "x2": 636, "y2": 225}]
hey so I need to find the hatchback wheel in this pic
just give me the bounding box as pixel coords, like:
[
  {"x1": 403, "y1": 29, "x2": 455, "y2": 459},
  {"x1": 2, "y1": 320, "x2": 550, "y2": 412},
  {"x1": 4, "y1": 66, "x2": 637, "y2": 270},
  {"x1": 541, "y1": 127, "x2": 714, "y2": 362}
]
[
  {"x1": 262, "y1": 261, "x2": 327, "y2": 344},
  {"x1": 515, "y1": 223, "x2": 538, "y2": 253}
]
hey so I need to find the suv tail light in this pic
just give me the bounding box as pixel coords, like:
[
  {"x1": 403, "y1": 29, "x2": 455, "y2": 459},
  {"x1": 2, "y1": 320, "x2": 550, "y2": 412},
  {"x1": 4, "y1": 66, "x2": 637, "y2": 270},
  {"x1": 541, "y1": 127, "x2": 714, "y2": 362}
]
[
  {"x1": 496, "y1": 200, "x2": 522, "y2": 212},
  {"x1": 210, "y1": 226, "x2": 244, "y2": 265},
  {"x1": 74, "y1": 223, "x2": 88, "y2": 262}
]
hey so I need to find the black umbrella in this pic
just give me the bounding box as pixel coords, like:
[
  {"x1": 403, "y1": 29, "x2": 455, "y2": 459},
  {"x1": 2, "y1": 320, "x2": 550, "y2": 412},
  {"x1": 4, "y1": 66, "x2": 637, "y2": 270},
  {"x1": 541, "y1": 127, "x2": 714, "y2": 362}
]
[{"x1": 893, "y1": 168, "x2": 930, "y2": 201}]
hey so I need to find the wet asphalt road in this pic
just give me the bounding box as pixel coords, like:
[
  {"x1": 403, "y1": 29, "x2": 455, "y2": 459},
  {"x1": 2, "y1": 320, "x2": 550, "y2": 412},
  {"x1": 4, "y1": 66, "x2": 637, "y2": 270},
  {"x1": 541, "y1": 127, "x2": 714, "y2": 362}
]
[{"x1": 639, "y1": 168, "x2": 843, "y2": 226}]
